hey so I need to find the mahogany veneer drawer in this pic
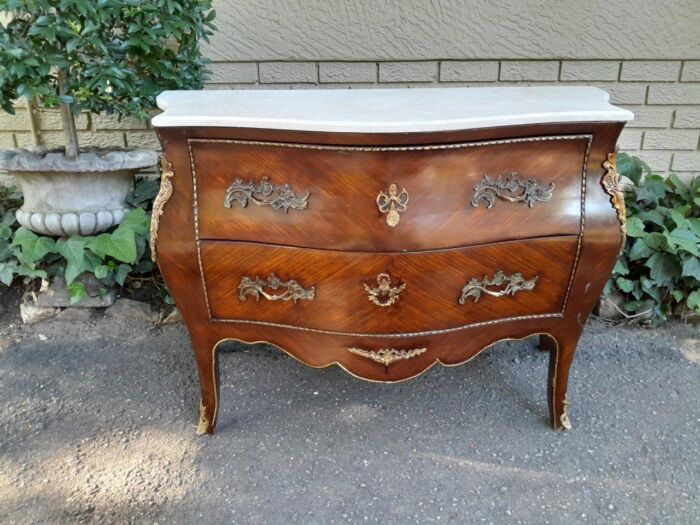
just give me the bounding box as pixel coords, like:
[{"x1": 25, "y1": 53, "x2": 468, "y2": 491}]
[
  {"x1": 190, "y1": 135, "x2": 590, "y2": 251},
  {"x1": 199, "y1": 237, "x2": 579, "y2": 335}
]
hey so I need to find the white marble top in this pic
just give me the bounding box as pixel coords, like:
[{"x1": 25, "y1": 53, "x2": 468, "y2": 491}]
[{"x1": 152, "y1": 86, "x2": 633, "y2": 132}]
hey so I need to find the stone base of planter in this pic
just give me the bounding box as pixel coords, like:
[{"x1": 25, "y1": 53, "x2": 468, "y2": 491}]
[
  {"x1": 596, "y1": 293, "x2": 656, "y2": 322},
  {"x1": 34, "y1": 274, "x2": 116, "y2": 308},
  {"x1": 19, "y1": 302, "x2": 60, "y2": 325},
  {"x1": 595, "y1": 293, "x2": 625, "y2": 320},
  {"x1": 105, "y1": 298, "x2": 160, "y2": 324}
]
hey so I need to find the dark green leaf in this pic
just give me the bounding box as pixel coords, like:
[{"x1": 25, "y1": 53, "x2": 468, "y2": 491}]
[
  {"x1": 639, "y1": 275, "x2": 662, "y2": 303},
  {"x1": 0, "y1": 239, "x2": 12, "y2": 262},
  {"x1": 136, "y1": 258, "x2": 154, "y2": 273},
  {"x1": 68, "y1": 282, "x2": 87, "y2": 304},
  {"x1": 0, "y1": 261, "x2": 18, "y2": 286},
  {"x1": 2, "y1": 211, "x2": 17, "y2": 228},
  {"x1": 94, "y1": 264, "x2": 111, "y2": 279},
  {"x1": 11, "y1": 227, "x2": 56, "y2": 263},
  {"x1": 616, "y1": 277, "x2": 634, "y2": 293},
  {"x1": 616, "y1": 152, "x2": 645, "y2": 185},
  {"x1": 635, "y1": 176, "x2": 667, "y2": 205},
  {"x1": 626, "y1": 216, "x2": 646, "y2": 238},
  {"x1": 629, "y1": 238, "x2": 653, "y2": 261},
  {"x1": 667, "y1": 227, "x2": 699, "y2": 256},
  {"x1": 682, "y1": 255, "x2": 700, "y2": 280},
  {"x1": 55, "y1": 237, "x2": 87, "y2": 284},
  {"x1": 0, "y1": 225, "x2": 11, "y2": 241},
  {"x1": 688, "y1": 218, "x2": 700, "y2": 238},
  {"x1": 688, "y1": 290, "x2": 700, "y2": 312},
  {"x1": 643, "y1": 232, "x2": 668, "y2": 251},
  {"x1": 669, "y1": 173, "x2": 690, "y2": 201},
  {"x1": 635, "y1": 209, "x2": 666, "y2": 229},
  {"x1": 126, "y1": 179, "x2": 159, "y2": 209},
  {"x1": 15, "y1": 262, "x2": 47, "y2": 279},
  {"x1": 623, "y1": 300, "x2": 644, "y2": 312},
  {"x1": 120, "y1": 208, "x2": 150, "y2": 236},
  {"x1": 670, "y1": 205, "x2": 691, "y2": 229},
  {"x1": 114, "y1": 263, "x2": 131, "y2": 286},
  {"x1": 613, "y1": 257, "x2": 629, "y2": 276},
  {"x1": 86, "y1": 226, "x2": 136, "y2": 263},
  {"x1": 645, "y1": 252, "x2": 682, "y2": 286}
]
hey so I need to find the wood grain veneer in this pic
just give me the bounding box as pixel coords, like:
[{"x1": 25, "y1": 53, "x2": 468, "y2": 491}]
[
  {"x1": 200, "y1": 237, "x2": 578, "y2": 335},
  {"x1": 192, "y1": 136, "x2": 588, "y2": 251}
]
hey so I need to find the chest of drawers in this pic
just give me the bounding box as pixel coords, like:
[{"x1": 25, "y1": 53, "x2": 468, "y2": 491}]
[{"x1": 151, "y1": 87, "x2": 632, "y2": 434}]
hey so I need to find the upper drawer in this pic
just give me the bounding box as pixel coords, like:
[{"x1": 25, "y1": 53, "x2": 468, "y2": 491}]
[{"x1": 190, "y1": 135, "x2": 590, "y2": 251}]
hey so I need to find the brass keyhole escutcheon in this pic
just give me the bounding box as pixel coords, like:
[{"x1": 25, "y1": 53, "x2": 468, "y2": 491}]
[
  {"x1": 376, "y1": 184, "x2": 409, "y2": 227},
  {"x1": 364, "y1": 272, "x2": 405, "y2": 307},
  {"x1": 347, "y1": 346, "x2": 427, "y2": 367}
]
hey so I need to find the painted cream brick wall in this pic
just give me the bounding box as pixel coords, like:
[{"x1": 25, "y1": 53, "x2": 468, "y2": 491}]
[
  {"x1": 1, "y1": 59, "x2": 699, "y2": 182},
  {"x1": 1, "y1": 0, "x2": 699, "y2": 182},
  {"x1": 197, "y1": 59, "x2": 700, "y2": 179},
  {"x1": 0, "y1": 111, "x2": 145, "y2": 150},
  {"x1": 0, "y1": 111, "x2": 154, "y2": 185},
  {"x1": 2, "y1": 1, "x2": 699, "y2": 186}
]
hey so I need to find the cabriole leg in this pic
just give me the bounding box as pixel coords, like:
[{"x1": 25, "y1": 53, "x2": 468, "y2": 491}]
[
  {"x1": 545, "y1": 331, "x2": 581, "y2": 431},
  {"x1": 191, "y1": 331, "x2": 221, "y2": 435}
]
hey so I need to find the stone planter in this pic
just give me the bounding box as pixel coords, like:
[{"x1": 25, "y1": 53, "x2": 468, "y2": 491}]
[{"x1": 0, "y1": 149, "x2": 157, "y2": 236}]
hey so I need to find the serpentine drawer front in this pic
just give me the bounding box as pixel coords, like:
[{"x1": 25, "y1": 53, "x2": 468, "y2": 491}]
[
  {"x1": 191, "y1": 135, "x2": 588, "y2": 251},
  {"x1": 199, "y1": 237, "x2": 578, "y2": 334},
  {"x1": 151, "y1": 86, "x2": 633, "y2": 434}
]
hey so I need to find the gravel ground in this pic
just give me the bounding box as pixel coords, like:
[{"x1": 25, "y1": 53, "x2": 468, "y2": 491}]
[{"x1": 0, "y1": 299, "x2": 698, "y2": 524}]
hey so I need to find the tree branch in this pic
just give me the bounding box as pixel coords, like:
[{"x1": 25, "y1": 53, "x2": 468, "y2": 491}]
[
  {"x1": 57, "y1": 70, "x2": 79, "y2": 159},
  {"x1": 25, "y1": 98, "x2": 42, "y2": 149}
]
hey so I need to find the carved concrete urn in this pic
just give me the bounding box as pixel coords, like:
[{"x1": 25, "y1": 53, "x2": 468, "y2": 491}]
[{"x1": 0, "y1": 149, "x2": 157, "y2": 236}]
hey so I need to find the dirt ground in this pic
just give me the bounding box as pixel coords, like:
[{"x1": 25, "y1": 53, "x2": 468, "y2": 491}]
[{"x1": 0, "y1": 290, "x2": 698, "y2": 524}]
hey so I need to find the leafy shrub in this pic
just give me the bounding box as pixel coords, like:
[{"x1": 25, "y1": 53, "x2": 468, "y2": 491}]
[
  {"x1": 604, "y1": 153, "x2": 700, "y2": 323},
  {"x1": 0, "y1": 0, "x2": 215, "y2": 155},
  {"x1": 0, "y1": 1, "x2": 214, "y2": 302},
  {"x1": 0, "y1": 178, "x2": 161, "y2": 303}
]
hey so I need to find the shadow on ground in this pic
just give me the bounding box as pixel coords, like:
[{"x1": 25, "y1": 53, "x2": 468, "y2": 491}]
[{"x1": 0, "y1": 306, "x2": 698, "y2": 524}]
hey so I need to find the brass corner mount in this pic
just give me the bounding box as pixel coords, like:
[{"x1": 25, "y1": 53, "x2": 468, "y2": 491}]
[{"x1": 150, "y1": 154, "x2": 175, "y2": 263}]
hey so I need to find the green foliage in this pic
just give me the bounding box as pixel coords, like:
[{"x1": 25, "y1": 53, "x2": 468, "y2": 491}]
[
  {"x1": 125, "y1": 178, "x2": 159, "y2": 210},
  {"x1": 0, "y1": 184, "x2": 48, "y2": 285},
  {"x1": 12, "y1": 227, "x2": 56, "y2": 262},
  {"x1": 0, "y1": 179, "x2": 157, "y2": 303},
  {"x1": 604, "y1": 153, "x2": 700, "y2": 323},
  {"x1": 0, "y1": 0, "x2": 215, "y2": 118}
]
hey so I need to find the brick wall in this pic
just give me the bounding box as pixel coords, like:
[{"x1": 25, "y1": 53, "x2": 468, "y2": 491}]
[
  {"x1": 0, "y1": 110, "x2": 159, "y2": 152},
  {"x1": 1, "y1": 59, "x2": 699, "y2": 183},
  {"x1": 0, "y1": 110, "x2": 161, "y2": 185},
  {"x1": 205, "y1": 59, "x2": 700, "y2": 180}
]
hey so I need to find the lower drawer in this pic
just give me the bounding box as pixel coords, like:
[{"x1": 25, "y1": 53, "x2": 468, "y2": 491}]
[{"x1": 199, "y1": 237, "x2": 578, "y2": 335}]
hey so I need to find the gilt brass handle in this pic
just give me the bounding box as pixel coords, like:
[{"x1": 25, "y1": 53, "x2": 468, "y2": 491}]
[
  {"x1": 348, "y1": 347, "x2": 427, "y2": 367},
  {"x1": 364, "y1": 272, "x2": 405, "y2": 307},
  {"x1": 225, "y1": 176, "x2": 309, "y2": 212},
  {"x1": 376, "y1": 184, "x2": 409, "y2": 227},
  {"x1": 459, "y1": 270, "x2": 538, "y2": 304},
  {"x1": 471, "y1": 172, "x2": 554, "y2": 208},
  {"x1": 239, "y1": 272, "x2": 315, "y2": 303}
]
